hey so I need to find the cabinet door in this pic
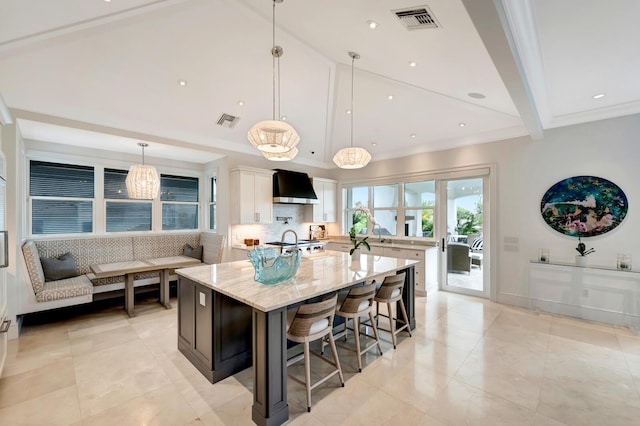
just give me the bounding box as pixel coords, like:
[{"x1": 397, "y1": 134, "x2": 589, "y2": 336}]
[
  {"x1": 238, "y1": 172, "x2": 256, "y2": 224},
  {"x1": 254, "y1": 173, "x2": 273, "y2": 224},
  {"x1": 194, "y1": 286, "x2": 213, "y2": 365},
  {"x1": 322, "y1": 181, "x2": 337, "y2": 222},
  {"x1": 369, "y1": 245, "x2": 385, "y2": 256},
  {"x1": 178, "y1": 279, "x2": 195, "y2": 346}
]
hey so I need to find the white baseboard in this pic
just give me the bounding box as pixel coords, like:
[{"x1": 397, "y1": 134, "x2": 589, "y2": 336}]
[{"x1": 496, "y1": 292, "x2": 530, "y2": 309}]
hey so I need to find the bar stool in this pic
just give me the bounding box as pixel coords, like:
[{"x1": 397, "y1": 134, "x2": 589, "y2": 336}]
[
  {"x1": 328, "y1": 282, "x2": 382, "y2": 372},
  {"x1": 374, "y1": 272, "x2": 412, "y2": 349},
  {"x1": 287, "y1": 293, "x2": 344, "y2": 412}
]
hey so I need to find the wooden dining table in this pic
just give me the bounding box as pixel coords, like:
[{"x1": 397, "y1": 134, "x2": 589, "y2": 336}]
[{"x1": 90, "y1": 255, "x2": 201, "y2": 317}]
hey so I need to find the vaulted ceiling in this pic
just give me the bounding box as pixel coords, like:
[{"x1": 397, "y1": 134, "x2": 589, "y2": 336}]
[{"x1": 0, "y1": 0, "x2": 637, "y2": 167}]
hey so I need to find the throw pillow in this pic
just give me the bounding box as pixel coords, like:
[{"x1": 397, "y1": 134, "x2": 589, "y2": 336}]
[
  {"x1": 183, "y1": 244, "x2": 203, "y2": 260},
  {"x1": 40, "y1": 252, "x2": 79, "y2": 282}
]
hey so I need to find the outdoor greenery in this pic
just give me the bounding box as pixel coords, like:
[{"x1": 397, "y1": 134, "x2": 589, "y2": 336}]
[
  {"x1": 351, "y1": 210, "x2": 368, "y2": 235},
  {"x1": 455, "y1": 198, "x2": 483, "y2": 236}
]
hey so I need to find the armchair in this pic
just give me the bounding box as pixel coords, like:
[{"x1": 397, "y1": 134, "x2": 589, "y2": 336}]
[{"x1": 447, "y1": 243, "x2": 471, "y2": 274}]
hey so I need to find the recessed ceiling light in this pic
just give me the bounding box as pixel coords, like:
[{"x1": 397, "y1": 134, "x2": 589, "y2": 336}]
[
  {"x1": 410, "y1": 133, "x2": 416, "y2": 138},
  {"x1": 468, "y1": 92, "x2": 486, "y2": 99},
  {"x1": 459, "y1": 122, "x2": 466, "y2": 127},
  {"x1": 592, "y1": 93, "x2": 605, "y2": 99},
  {"x1": 387, "y1": 95, "x2": 393, "y2": 100},
  {"x1": 178, "y1": 80, "x2": 187, "y2": 87},
  {"x1": 346, "y1": 109, "x2": 351, "y2": 115},
  {"x1": 372, "y1": 142, "x2": 377, "y2": 147},
  {"x1": 281, "y1": 115, "x2": 287, "y2": 121},
  {"x1": 367, "y1": 20, "x2": 378, "y2": 29},
  {"x1": 104, "y1": 0, "x2": 111, "y2": 2},
  {"x1": 409, "y1": 61, "x2": 417, "y2": 67},
  {"x1": 237, "y1": 100, "x2": 244, "y2": 106}
]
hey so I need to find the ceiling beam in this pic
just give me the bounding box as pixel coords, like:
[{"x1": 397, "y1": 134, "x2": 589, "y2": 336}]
[{"x1": 461, "y1": 0, "x2": 544, "y2": 140}]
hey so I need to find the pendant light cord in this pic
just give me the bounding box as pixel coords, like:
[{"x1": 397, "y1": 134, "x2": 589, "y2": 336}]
[
  {"x1": 350, "y1": 55, "x2": 355, "y2": 148},
  {"x1": 272, "y1": 1, "x2": 277, "y2": 121},
  {"x1": 141, "y1": 145, "x2": 145, "y2": 165}
]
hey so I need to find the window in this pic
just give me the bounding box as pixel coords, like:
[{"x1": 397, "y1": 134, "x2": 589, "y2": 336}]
[
  {"x1": 372, "y1": 184, "x2": 398, "y2": 237},
  {"x1": 209, "y1": 176, "x2": 217, "y2": 230},
  {"x1": 343, "y1": 179, "x2": 437, "y2": 239},
  {"x1": 404, "y1": 180, "x2": 435, "y2": 237},
  {"x1": 345, "y1": 186, "x2": 369, "y2": 234},
  {"x1": 161, "y1": 174, "x2": 199, "y2": 230},
  {"x1": 30, "y1": 161, "x2": 94, "y2": 234},
  {"x1": 104, "y1": 168, "x2": 152, "y2": 232}
]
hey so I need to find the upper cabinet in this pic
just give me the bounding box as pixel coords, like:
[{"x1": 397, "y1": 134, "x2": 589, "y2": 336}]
[
  {"x1": 305, "y1": 178, "x2": 337, "y2": 223},
  {"x1": 230, "y1": 167, "x2": 274, "y2": 224}
]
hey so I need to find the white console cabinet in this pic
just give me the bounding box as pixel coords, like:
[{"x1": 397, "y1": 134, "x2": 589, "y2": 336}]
[{"x1": 529, "y1": 261, "x2": 640, "y2": 330}]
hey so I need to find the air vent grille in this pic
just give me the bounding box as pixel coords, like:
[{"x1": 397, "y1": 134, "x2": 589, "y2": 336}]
[
  {"x1": 216, "y1": 113, "x2": 240, "y2": 128},
  {"x1": 392, "y1": 5, "x2": 439, "y2": 30}
]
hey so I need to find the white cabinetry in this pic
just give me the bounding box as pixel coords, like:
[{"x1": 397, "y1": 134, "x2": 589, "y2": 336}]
[
  {"x1": 383, "y1": 247, "x2": 427, "y2": 297},
  {"x1": 230, "y1": 167, "x2": 274, "y2": 225},
  {"x1": 325, "y1": 241, "x2": 429, "y2": 297},
  {"x1": 305, "y1": 178, "x2": 337, "y2": 223}
]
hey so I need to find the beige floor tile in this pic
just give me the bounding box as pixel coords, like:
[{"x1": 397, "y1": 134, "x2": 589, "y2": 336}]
[
  {"x1": 80, "y1": 384, "x2": 200, "y2": 426},
  {"x1": 617, "y1": 333, "x2": 640, "y2": 356},
  {"x1": 69, "y1": 323, "x2": 139, "y2": 357},
  {"x1": 0, "y1": 357, "x2": 76, "y2": 409},
  {"x1": 0, "y1": 384, "x2": 82, "y2": 425},
  {"x1": 547, "y1": 335, "x2": 629, "y2": 373},
  {"x1": 427, "y1": 378, "x2": 535, "y2": 426},
  {"x1": 424, "y1": 321, "x2": 483, "y2": 352},
  {"x1": 73, "y1": 339, "x2": 172, "y2": 417},
  {"x1": 549, "y1": 320, "x2": 621, "y2": 350},
  {"x1": 456, "y1": 336, "x2": 546, "y2": 410},
  {"x1": 1, "y1": 339, "x2": 72, "y2": 378}
]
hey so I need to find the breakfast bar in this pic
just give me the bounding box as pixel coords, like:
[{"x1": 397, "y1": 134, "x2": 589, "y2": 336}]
[{"x1": 176, "y1": 250, "x2": 417, "y2": 426}]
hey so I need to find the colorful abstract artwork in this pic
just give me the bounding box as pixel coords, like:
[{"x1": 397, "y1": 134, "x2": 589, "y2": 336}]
[{"x1": 540, "y1": 176, "x2": 628, "y2": 237}]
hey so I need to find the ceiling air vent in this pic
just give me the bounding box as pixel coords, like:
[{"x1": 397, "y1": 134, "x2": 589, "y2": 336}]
[
  {"x1": 216, "y1": 113, "x2": 240, "y2": 128},
  {"x1": 392, "y1": 5, "x2": 440, "y2": 30}
]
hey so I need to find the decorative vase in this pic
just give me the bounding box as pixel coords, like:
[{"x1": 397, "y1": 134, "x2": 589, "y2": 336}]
[
  {"x1": 351, "y1": 249, "x2": 361, "y2": 261},
  {"x1": 575, "y1": 255, "x2": 587, "y2": 267}
]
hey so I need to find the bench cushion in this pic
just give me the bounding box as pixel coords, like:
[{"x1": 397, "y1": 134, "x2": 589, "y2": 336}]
[{"x1": 35, "y1": 275, "x2": 93, "y2": 302}]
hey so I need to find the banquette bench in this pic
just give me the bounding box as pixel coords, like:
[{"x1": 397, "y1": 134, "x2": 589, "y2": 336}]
[{"x1": 19, "y1": 232, "x2": 225, "y2": 315}]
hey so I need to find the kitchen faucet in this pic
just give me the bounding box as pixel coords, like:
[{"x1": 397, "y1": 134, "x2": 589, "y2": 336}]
[
  {"x1": 281, "y1": 229, "x2": 298, "y2": 248},
  {"x1": 375, "y1": 223, "x2": 384, "y2": 243}
]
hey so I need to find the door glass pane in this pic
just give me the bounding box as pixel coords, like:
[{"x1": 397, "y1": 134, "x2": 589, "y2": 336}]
[
  {"x1": 106, "y1": 202, "x2": 152, "y2": 232},
  {"x1": 163, "y1": 204, "x2": 198, "y2": 230},
  {"x1": 445, "y1": 177, "x2": 484, "y2": 293}
]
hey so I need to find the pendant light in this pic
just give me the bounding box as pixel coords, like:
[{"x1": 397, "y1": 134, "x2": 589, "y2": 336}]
[
  {"x1": 333, "y1": 52, "x2": 371, "y2": 169},
  {"x1": 261, "y1": 146, "x2": 298, "y2": 161},
  {"x1": 247, "y1": 0, "x2": 299, "y2": 159},
  {"x1": 125, "y1": 143, "x2": 160, "y2": 199}
]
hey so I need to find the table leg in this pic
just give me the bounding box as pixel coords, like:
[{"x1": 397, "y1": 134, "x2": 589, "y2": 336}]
[
  {"x1": 251, "y1": 307, "x2": 289, "y2": 426},
  {"x1": 159, "y1": 269, "x2": 172, "y2": 309},
  {"x1": 125, "y1": 273, "x2": 135, "y2": 318}
]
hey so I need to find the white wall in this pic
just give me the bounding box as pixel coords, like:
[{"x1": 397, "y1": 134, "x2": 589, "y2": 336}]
[{"x1": 333, "y1": 113, "x2": 640, "y2": 307}]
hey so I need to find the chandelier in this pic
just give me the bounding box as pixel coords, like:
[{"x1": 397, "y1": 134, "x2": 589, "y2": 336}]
[
  {"x1": 125, "y1": 143, "x2": 160, "y2": 199},
  {"x1": 333, "y1": 52, "x2": 371, "y2": 169},
  {"x1": 247, "y1": 0, "x2": 299, "y2": 160}
]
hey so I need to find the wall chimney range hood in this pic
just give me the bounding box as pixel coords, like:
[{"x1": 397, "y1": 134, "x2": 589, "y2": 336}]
[{"x1": 272, "y1": 169, "x2": 319, "y2": 204}]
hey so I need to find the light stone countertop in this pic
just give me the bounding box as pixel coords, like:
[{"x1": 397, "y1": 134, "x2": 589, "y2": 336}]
[
  {"x1": 328, "y1": 238, "x2": 438, "y2": 251},
  {"x1": 176, "y1": 250, "x2": 418, "y2": 312}
]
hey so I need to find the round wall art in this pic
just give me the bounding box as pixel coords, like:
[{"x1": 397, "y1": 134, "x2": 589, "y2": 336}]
[{"x1": 540, "y1": 175, "x2": 628, "y2": 237}]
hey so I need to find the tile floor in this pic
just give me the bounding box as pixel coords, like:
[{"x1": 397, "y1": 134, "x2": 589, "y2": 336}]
[{"x1": 2, "y1": 291, "x2": 640, "y2": 425}]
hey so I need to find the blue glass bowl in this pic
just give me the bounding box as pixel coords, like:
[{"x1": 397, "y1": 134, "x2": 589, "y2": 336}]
[{"x1": 247, "y1": 246, "x2": 303, "y2": 284}]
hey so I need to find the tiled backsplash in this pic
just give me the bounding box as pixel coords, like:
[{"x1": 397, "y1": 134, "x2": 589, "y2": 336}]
[{"x1": 231, "y1": 204, "x2": 339, "y2": 244}]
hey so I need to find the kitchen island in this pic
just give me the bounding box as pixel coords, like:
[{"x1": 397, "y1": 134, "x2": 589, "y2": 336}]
[{"x1": 176, "y1": 250, "x2": 418, "y2": 426}]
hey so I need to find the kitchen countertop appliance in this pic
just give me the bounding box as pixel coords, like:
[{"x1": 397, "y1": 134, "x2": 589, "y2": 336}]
[{"x1": 265, "y1": 239, "x2": 325, "y2": 255}]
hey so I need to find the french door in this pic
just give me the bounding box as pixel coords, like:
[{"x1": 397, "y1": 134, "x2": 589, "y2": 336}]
[{"x1": 438, "y1": 172, "x2": 490, "y2": 298}]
